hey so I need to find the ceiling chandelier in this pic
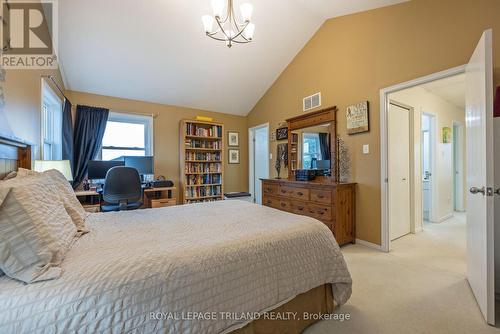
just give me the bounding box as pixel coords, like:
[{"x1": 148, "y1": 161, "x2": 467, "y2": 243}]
[{"x1": 202, "y1": 0, "x2": 255, "y2": 48}]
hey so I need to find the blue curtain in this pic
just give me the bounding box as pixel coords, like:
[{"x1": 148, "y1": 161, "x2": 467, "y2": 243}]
[
  {"x1": 319, "y1": 133, "x2": 330, "y2": 161},
  {"x1": 72, "y1": 105, "x2": 109, "y2": 188},
  {"x1": 61, "y1": 98, "x2": 74, "y2": 171}
]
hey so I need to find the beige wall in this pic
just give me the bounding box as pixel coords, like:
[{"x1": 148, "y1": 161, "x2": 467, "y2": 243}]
[
  {"x1": 390, "y1": 85, "x2": 466, "y2": 230},
  {"x1": 65, "y1": 91, "x2": 248, "y2": 196},
  {"x1": 247, "y1": 0, "x2": 500, "y2": 244},
  {"x1": 0, "y1": 69, "x2": 65, "y2": 159}
]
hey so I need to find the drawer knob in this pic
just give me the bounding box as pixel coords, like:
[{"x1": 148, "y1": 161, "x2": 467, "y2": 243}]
[
  {"x1": 318, "y1": 195, "x2": 324, "y2": 199},
  {"x1": 281, "y1": 203, "x2": 287, "y2": 207},
  {"x1": 297, "y1": 192, "x2": 304, "y2": 196},
  {"x1": 297, "y1": 206, "x2": 304, "y2": 211},
  {"x1": 281, "y1": 190, "x2": 287, "y2": 194}
]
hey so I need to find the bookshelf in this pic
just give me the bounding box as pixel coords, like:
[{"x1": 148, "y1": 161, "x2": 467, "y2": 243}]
[
  {"x1": 180, "y1": 120, "x2": 224, "y2": 204},
  {"x1": 289, "y1": 132, "x2": 299, "y2": 172}
]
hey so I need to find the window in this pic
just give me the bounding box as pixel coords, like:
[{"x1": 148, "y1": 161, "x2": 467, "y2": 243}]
[
  {"x1": 41, "y1": 80, "x2": 63, "y2": 160},
  {"x1": 101, "y1": 112, "x2": 153, "y2": 161},
  {"x1": 302, "y1": 133, "x2": 322, "y2": 169}
]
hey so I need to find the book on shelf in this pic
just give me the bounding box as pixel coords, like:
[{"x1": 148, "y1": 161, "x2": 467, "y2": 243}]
[{"x1": 186, "y1": 123, "x2": 222, "y2": 138}]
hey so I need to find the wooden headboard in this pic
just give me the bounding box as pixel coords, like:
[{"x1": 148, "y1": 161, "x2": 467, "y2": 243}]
[{"x1": 0, "y1": 135, "x2": 32, "y2": 179}]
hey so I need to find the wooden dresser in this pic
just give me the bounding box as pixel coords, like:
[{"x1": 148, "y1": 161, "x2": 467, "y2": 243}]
[{"x1": 261, "y1": 179, "x2": 355, "y2": 246}]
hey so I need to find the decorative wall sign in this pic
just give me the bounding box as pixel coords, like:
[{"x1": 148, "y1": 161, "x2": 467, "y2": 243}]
[
  {"x1": 442, "y1": 127, "x2": 452, "y2": 143},
  {"x1": 346, "y1": 101, "x2": 369, "y2": 135},
  {"x1": 228, "y1": 131, "x2": 239, "y2": 146},
  {"x1": 276, "y1": 127, "x2": 288, "y2": 140},
  {"x1": 228, "y1": 149, "x2": 240, "y2": 164}
]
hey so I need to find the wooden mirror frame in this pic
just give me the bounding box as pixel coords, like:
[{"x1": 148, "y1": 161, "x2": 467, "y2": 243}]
[{"x1": 285, "y1": 106, "x2": 339, "y2": 181}]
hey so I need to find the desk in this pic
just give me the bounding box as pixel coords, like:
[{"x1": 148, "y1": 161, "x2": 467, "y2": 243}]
[
  {"x1": 75, "y1": 190, "x2": 101, "y2": 213},
  {"x1": 75, "y1": 187, "x2": 177, "y2": 211}
]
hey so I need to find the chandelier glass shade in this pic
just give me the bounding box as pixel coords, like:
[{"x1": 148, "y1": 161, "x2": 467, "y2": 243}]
[{"x1": 202, "y1": 0, "x2": 255, "y2": 48}]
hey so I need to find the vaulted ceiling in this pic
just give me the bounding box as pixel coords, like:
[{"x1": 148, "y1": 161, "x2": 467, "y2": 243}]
[{"x1": 59, "y1": 0, "x2": 408, "y2": 116}]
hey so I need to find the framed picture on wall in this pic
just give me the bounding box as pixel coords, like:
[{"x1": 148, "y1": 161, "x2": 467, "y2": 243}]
[
  {"x1": 228, "y1": 131, "x2": 239, "y2": 146},
  {"x1": 228, "y1": 149, "x2": 240, "y2": 164},
  {"x1": 276, "y1": 127, "x2": 288, "y2": 140},
  {"x1": 346, "y1": 101, "x2": 369, "y2": 135}
]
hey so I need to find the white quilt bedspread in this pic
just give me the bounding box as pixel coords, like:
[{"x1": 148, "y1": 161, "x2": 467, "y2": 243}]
[{"x1": 0, "y1": 200, "x2": 352, "y2": 334}]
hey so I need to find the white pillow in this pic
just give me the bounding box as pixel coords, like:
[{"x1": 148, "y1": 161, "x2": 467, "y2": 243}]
[
  {"x1": 0, "y1": 182, "x2": 77, "y2": 283},
  {"x1": 5, "y1": 169, "x2": 89, "y2": 234}
]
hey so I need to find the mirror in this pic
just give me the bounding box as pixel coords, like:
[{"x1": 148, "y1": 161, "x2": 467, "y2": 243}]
[{"x1": 290, "y1": 123, "x2": 332, "y2": 176}]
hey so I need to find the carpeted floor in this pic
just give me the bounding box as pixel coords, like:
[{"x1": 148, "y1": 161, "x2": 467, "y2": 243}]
[{"x1": 306, "y1": 213, "x2": 500, "y2": 334}]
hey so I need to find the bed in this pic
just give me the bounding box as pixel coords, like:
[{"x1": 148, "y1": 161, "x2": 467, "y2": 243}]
[{"x1": 0, "y1": 137, "x2": 352, "y2": 334}]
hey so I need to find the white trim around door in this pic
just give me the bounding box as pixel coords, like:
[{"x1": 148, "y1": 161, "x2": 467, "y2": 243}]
[
  {"x1": 249, "y1": 123, "x2": 270, "y2": 204},
  {"x1": 380, "y1": 65, "x2": 466, "y2": 252}
]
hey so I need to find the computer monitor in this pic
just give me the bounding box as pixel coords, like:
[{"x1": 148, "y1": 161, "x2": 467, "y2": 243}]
[
  {"x1": 316, "y1": 160, "x2": 331, "y2": 170},
  {"x1": 87, "y1": 160, "x2": 125, "y2": 180},
  {"x1": 124, "y1": 156, "x2": 154, "y2": 176}
]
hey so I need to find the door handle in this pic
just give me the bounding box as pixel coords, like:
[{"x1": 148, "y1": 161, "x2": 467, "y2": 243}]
[
  {"x1": 495, "y1": 188, "x2": 500, "y2": 196},
  {"x1": 470, "y1": 186, "x2": 485, "y2": 195}
]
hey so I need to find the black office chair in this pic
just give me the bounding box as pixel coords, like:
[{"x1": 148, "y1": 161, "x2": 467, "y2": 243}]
[{"x1": 101, "y1": 166, "x2": 143, "y2": 212}]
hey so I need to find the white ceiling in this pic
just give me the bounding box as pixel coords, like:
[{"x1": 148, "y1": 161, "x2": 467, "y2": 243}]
[
  {"x1": 421, "y1": 73, "x2": 466, "y2": 109},
  {"x1": 59, "y1": 0, "x2": 408, "y2": 116}
]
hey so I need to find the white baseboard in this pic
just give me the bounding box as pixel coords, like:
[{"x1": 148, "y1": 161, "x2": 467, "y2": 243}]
[
  {"x1": 431, "y1": 213, "x2": 454, "y2": 223},
  {"x1": 355, "y1": 239, "x2": 382, "y2": 251}
]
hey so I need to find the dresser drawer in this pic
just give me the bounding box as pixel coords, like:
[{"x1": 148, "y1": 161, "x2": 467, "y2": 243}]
[
  {"x1": 151, "y1": 198, "x2": 176, "y2": 208},
  {"x1": 279, "y1": 186, "x2": 310, "y2": 200},
  {"x1": 305, "y1": 203, "x2": 332, "y2": 221},
  {"x1": 262, "y1": 195, "x2": 277, "y2": 208},
  {"x1": 291, "y1": 201, "x2": 308, "y2": 215},
  {"x1": 310, "y1": 189, "x2": 332, "y2": 204},
  {"x1": 262, "y1": 183, "x2": 278, "y2": 196},
  {"x1": 263, "y1": 196, "x2": 292, "y2": 211}
]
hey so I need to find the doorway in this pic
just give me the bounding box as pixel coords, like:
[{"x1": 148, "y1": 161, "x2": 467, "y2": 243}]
[
  {"x1": 421, "y1": 113, "x2": 436, "y2": 222},
  {"x1": 380, "y1": 30, "x2": 496, "y2": 325},
  {"x1": 453, "y1": 122, "x2": 465, "y2": 212},
  {"x1": 249, "y1": 124, "x2": 269, "y2": 204}
]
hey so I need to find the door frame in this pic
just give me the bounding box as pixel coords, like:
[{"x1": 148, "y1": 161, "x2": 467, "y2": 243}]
[
  {"x1": 248, "y1": 123, "x2": 270, "y2": 203},
  {"x1": 380, "y1": 65, "x2": 466, "y2": 252},
  {"x1": 421, "y1": 112, "x2": 438, "y2": 223},
  {"x1": 452, "y1": 121, "x2": 465, "y2": 212}
]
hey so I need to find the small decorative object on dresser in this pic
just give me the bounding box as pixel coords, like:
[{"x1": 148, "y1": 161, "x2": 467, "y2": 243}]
[
  {"x1": 228, "y1": 149, "x2": 240, "y2": 164},
  {"x1": 228, "y1": 131, "x2": 239, "y2": 146},
  {"x1": 346, "y1": 101, "x2": 369, "y2": 135},
  {"x1": 337, "y1": 137, "x2": 351, "y2": 183},
  {"x1": 275, "y1": 143, "x2": 287, "y2": 179}
]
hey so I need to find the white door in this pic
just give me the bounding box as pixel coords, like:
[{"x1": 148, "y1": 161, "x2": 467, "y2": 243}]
[
  {"x1": 465, "y1": 29, "x2": 495, "y2": 325},
  {"x1": 388, "y1": 102, "x2": 411, "y2": 240},
  {"x1": 249, "y1": 125, "x2": 269, "y2": 204}
]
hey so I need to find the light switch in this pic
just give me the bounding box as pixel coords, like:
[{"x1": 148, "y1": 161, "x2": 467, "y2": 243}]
[
  {"x1": 269, "y1": 153, "x2": 273, "y2": 160},
  {"x1": 363, "y1": 144, "x2": 370, "y2": 154}
]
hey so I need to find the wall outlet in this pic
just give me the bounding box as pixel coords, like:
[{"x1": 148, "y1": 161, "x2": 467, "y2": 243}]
[{"x1": 363, "y1": 144, "x2": 370, "y2": 154}]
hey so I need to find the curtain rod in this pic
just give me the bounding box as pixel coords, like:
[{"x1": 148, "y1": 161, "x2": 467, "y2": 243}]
[
  {"x1": 41, "y1": 75, "x2": 69, "y2": 101},
  {"x1": 111, "y1": 110, "x2": 159, "y2": 119}
]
